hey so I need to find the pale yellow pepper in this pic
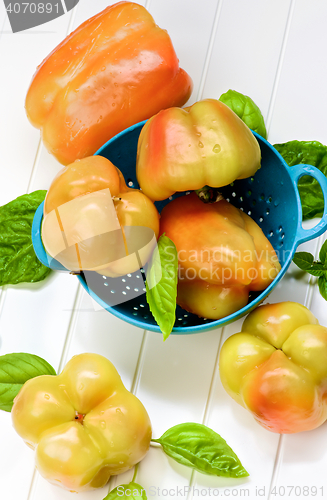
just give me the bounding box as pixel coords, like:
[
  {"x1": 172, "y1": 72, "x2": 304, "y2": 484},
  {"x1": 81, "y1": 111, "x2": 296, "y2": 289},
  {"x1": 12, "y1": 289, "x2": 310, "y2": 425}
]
[{"x1": 12, "y1": 353, "x2": 152, "y2": 492}]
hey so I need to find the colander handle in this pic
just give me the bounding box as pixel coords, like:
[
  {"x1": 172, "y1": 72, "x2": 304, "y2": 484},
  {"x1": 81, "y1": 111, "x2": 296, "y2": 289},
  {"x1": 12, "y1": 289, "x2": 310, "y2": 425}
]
[
  {"x1": 31, "y1": 201, "x2": 69, "y2": 271},
  {"x1": 289, "y1": 164, "x2": 327, "y2": 246}
]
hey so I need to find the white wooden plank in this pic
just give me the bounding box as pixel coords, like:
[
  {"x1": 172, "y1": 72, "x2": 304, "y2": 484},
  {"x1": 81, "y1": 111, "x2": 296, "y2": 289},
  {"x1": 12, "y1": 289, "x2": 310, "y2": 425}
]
[
  {"x1": 0, "y1": 274, "x2": 79, "y2": 498},
  {"x1": 0, "y1": 411, "x2": 36, "y2": 500},
  {"x1": 0, "y1": 13, "x2": 73, "y2": 206},
  {"x1": 137, "y1": 330, "x2": 222, "y2": 436},
  {"x1": 0, "y1": 275, "x2": 78, "y2": 367},
  {"x1": 148, "y1": 0, "x2": 219, "y2": 103},
  {"x1": 133, "y1": 329, "x2": 222, "y2": 494},
  {"x1": 267, "y1": 1, "x2": 327, "y2": 495},
  {"x1": 190, "y1": 353, "x2": 279, "y2": 499},
  {"x1": 0, "y1": 1, "x2": 6, "y2": 31},
  {"x1": 30, "y1": 474, "x2": 110, "y2": 500},
  {"x1": 201, "y1": 0, "x2": 292, "y2": 113},
  {"x1": 268, "y1": 0, "x2": 327, "y2": 145},
  {"x1": 272, "y1": 428, "x2": 327, "y2": 500},
  {"x1": 61, "y1": 290, "x2": 146, "y2": 390},
  {"x1": 0, "y1": 8, "x2": 80, "y2": 498},
  {"x1": 309, "y1": 235, "x2": 327, "y2": 324}
]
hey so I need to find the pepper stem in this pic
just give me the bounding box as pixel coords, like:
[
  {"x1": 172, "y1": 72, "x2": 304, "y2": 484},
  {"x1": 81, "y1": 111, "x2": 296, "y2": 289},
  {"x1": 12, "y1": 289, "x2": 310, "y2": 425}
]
[
  {"x1": 195, "y1": 185, "x2": 224, "y2": 204},
  {"x1": 74, "y1": 412, "x2": 84, "y2": 424}
]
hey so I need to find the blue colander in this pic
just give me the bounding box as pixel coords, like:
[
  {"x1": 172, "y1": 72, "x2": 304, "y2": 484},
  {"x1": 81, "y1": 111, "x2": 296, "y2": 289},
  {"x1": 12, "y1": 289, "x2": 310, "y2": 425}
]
[{"x1": 32, "y1": 121, "x2": 327, "y2": 334}]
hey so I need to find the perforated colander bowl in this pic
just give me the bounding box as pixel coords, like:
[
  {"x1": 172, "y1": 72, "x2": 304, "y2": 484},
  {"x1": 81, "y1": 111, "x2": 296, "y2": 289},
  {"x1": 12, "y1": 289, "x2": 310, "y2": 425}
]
[{"x1": 32, "y1": 121, "x2": 327, "y2": 334}]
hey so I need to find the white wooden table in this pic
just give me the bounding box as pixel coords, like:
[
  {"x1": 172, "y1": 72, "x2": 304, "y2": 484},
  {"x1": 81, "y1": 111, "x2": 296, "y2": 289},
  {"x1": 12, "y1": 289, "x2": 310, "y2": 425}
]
[{"x1": 1, "y1": 1, "x2": 327, "y2": 499}]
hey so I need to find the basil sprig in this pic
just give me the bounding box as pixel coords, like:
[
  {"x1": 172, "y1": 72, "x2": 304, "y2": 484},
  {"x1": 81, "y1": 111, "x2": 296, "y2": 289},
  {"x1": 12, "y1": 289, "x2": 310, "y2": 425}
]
[
  {"x1": 0, "y1": 352, "x2": 56, "y2": 411},
  {"x1": 274, "y1": 140, "x2": 327, "y2": 220},
  {"x1": 145, "y1": 234, "x2": 178, "y2": 340},
  {"x1": 0, "y1": 190, "x2": 51, "y2": 285},
  {"x1": 152, "y1": 422, "x2": 248, "y2": 478},
  {"x1": 103, "y1": 482, "x2": 147, "y2": 499},
  {"x1": 102, "y1": 423, "x2": 248, "y2": 499},
  {"x1": 219, "y1": 89, "x2": 267, "y2": 139},
  {"x1": 293, "y1": 240, "x2": 327, "y2": 300}
]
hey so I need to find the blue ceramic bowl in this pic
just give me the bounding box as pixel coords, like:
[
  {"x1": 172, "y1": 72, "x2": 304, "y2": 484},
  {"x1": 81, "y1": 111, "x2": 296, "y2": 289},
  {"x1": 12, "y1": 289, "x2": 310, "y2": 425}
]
[{"x1": 32, "y1": 121, "x2": 327, "y2": 334}]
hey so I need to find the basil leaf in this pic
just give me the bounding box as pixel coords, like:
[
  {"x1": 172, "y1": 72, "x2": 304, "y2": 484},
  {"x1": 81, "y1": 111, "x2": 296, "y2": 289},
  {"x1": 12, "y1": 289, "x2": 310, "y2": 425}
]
[
  {"x1": 219, "y1": 89, "x2": 267, "y2": 139},
  {"x1": 304, "y1": 264, "x2": 327, "y2": 277},
  {"x1": 103, "y1": 482, "x2": 147, "y2": 499},
  {"x1": 292, "y1": 252, "x2": 314, "y2": 270},
  {"x1": 319, "y1": 240, "x2": 327, "y2": 266},
  {"x1": 274, "y1": 140, "x2": 327, "y2": 220},
  {"x1": 152, "y1": 423, "x2": 249, "y2": 478},
  {"x1": 293, "y1": 253, "x2": 326, "y2": 277},
  {"x1": 0, "y1": 353, "x2": 56, "y2": 411},
  {"x1": 318, "y1": 275, "x2": 327, "y2": 301},
  {"x1": 146, "y1": 234, "x2": 178, "y2": 340},
  {"x1": 0, "y1": 191, "x2": 51, "y2": 285}
]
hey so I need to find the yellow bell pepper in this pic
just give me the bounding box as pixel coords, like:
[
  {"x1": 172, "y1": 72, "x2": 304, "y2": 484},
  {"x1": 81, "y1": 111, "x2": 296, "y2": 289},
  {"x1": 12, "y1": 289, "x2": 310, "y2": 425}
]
[
  {"x1": 12, "y1": 353, "x2": 152, "y2": 492},
  {"x1": 219, "y1": 302, "x2": 327, "y2": 433},
  {"x1": 42, "y1": 155, "x2": 159, "y2": 277}
]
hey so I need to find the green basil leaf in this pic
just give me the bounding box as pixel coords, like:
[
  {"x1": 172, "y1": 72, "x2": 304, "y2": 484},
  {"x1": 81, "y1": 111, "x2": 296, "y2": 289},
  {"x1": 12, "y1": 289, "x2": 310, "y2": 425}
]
[
  {"x1": 103, "y1": 482, "x2": 147, "y2": 500},
  {"x1": 274, "y1": 140, "x2": 327, "y2": 220},
  {"x1": 293, "y1": 252, "x2": 314, "y2": 270},
  {"x1": 146, "y1": 234, "x2": 178, "y2": 340},
  {"x1": 219, "y1": 89, "x2": 267, "y2": 139},
  {"x1": 319, "y1": 240, "x2": 327, "y2": 266},
  {"x1": 318, "y1": 275, "x2": 327, "y2": 301},
  {"x1": 304, "y1": 264, "x2": 327, "y2": 277},
  {"x1": 0, "y1": 190, "x2": 51, "y2": 285},
  {"x1": 0, "y1": 353, "x2": 56, "y2": 411},
  {"x1": 293, "y1": 253, "x2": 326, "y2": 276},
  {"x1": 152, "y1": 422, "x2": 249, "y2": 478}
]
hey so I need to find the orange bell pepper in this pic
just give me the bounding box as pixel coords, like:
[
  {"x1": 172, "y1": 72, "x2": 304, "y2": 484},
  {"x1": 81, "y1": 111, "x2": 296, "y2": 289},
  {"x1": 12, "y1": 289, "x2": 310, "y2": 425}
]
[
  {"x1": 159, "y1": 193, "x2": 281, "y2": 319},
  {"x1": 25, "y1": 1, "x2": 193, "y2": 165},
  {"x1": 136, "y1": 99, "x2": 261, "y2": 201}
]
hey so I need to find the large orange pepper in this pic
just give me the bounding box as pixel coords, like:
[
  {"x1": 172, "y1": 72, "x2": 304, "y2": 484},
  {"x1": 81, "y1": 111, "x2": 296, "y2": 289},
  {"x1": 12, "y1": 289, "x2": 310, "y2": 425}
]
[
  {"x1": 25, "y1": 2, "x2": 193, "y2": 165},
  {"x1": 159, "y1": 193, "x2": 280, "y2": 319}
]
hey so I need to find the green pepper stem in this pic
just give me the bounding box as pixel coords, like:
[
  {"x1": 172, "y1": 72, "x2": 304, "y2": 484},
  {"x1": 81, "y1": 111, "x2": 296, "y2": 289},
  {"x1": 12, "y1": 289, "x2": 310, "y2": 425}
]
[{"x1": 195, "y1": 185, "x2": 224, "y2": 204}]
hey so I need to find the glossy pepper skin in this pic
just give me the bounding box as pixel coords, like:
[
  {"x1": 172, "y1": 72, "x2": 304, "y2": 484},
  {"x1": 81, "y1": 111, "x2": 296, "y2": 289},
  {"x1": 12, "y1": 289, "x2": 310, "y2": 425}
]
[
  {"x1": 11, "y1": 353, "x2": 152, "y2": 492},
  {"x1": 219, "y1": 302, "x2": 327, "y2": 434},
  {"x1": 159, "y1": 193, "x2": 280, "y2": 319},
  {"x1": 42, "y1": 155, "x2": 159, "y2": 276},
  {"x1": 136, "y1": 99, "x2": 261, "y2": 201},
  {"x1": 25, "y1": 1, "x2": 193, "y2": 165}
]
